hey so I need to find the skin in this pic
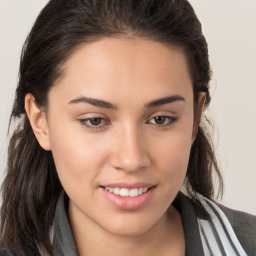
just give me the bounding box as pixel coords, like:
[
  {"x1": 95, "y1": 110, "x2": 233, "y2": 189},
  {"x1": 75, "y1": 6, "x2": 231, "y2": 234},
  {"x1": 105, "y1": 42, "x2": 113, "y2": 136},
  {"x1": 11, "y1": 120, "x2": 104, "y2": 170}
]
[{"x1": 25, "y1": 37, "x2": 205, "y2": 255}]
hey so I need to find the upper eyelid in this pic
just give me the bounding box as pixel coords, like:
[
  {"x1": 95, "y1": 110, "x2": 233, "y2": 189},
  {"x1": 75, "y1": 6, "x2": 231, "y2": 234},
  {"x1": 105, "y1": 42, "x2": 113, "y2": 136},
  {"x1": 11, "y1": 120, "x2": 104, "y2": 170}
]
[
  {"x1": 78, "y1": 111, "x2": 177, "y2": 121},
  {"x1": 77, "y1": 112, "x2": 107, "y2": 118},
  {"x1": 147, "y1": 115, "x2": 177, "y2": 121},
  {"x1": 80, "y1": 117, "x2": 109, "y2": 123},
  {"x1": 146, "y1": 111, "x2": 177, "y2": 119},
  {"x1": 77, "y1": 113, "x2": 110, "y2": 122},
  {"x1": 78, "y1": 114, "x2": 176, "y2": 121}
]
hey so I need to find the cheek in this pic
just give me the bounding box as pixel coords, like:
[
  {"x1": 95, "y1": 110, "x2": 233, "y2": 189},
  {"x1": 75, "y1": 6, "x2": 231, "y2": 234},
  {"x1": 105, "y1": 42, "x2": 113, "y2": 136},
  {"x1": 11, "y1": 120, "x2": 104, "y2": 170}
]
[
  {"x1": 150, "y1": 128, "x2": 192, "y2": 188},
  {"x1": 48, "y1": 122, "x2": 106, "y2": 192},
  {"x1": 145, "y1": 131, "x2": 192, "y2": 216},
  {"x1": 158, "y1": 138, "x2": 191, "y2": 177}
]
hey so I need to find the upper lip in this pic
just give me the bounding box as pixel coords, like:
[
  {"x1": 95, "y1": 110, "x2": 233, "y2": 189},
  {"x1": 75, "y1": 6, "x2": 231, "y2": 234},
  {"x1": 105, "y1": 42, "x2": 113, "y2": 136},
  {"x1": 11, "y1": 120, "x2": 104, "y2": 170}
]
[{"x1": 100, "y1": 182, "x2": 156, "y2": 189}]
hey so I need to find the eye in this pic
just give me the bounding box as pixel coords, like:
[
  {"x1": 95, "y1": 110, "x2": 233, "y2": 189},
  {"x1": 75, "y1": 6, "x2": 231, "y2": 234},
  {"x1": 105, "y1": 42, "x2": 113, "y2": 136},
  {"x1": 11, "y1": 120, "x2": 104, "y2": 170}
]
[
  {"x1": 79, "y1": 117, "x2": 109, "y2": 129},
  {"x1": 147, "y1": 116, "x2": 178, "y2": 126}
]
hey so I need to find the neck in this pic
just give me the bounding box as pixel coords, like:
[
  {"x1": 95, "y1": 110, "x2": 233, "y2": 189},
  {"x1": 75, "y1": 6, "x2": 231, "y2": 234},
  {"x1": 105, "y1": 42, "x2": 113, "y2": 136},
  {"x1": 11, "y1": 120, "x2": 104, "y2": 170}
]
[{"x1": 68, "y1": 205, "x2": 185, "y2": 256}]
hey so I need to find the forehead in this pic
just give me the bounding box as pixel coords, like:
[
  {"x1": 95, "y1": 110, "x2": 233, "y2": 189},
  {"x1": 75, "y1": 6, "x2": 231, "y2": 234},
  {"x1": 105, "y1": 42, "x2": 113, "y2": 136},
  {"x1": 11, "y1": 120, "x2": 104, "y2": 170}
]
[{"x1": 51, "y1": 37, "x2": 193, "y2": 105}]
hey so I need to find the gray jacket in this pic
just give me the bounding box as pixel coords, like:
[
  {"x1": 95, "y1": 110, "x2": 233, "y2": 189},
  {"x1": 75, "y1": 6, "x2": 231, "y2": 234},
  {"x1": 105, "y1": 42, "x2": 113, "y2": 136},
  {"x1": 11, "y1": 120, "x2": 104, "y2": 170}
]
[{"x1": 52, "y1": 192, "x2": 256, "y2": 256}]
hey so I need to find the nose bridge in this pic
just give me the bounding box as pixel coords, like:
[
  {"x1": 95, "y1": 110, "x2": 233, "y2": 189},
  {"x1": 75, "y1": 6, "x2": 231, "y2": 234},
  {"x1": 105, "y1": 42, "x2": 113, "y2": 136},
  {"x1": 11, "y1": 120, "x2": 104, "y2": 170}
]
[{"x1": 110, "y1": 122, "x2": 150, "y2": 172}]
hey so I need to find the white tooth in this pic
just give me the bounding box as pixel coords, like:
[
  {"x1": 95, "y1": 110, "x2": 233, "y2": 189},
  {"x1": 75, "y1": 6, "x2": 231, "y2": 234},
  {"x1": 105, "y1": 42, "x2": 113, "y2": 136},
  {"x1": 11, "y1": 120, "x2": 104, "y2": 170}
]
[
  {"x1": 120, "y1": 188, "x2": 129, "y2": 197},
  {"x1": 106, "y1": 187, "x2": 148, "y2": 197},
  {"x1": 129, "y1": 188, "x2": 139, "y2": 197},
  {"x1": 113, "y1": 187, "x2": 120, "y2": 195}
]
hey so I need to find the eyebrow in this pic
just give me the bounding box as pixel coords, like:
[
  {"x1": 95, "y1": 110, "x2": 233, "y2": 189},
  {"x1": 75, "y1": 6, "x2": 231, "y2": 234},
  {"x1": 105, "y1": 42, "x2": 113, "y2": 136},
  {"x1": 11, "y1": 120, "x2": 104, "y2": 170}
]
[
  {"x1": 68, "y1": 96, "x2": 118, "y2": 109},
  {"x1": 145, "y1": 95, "x2": 185, "y2": 108},
  {"x1": 68, "y1": 95, "x2": 185, "y2": 109}
]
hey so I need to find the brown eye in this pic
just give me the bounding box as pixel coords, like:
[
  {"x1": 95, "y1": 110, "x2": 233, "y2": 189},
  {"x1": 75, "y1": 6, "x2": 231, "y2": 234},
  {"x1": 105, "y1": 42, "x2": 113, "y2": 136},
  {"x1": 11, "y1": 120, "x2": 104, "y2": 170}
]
[
  {"x1": 154, "y1": 116, "x2": 166, "y2": 125},
  {"x1": 79, "y1": 117, "x2": 108, "y2": 129},
  {"x1": 89, "y1": 117, "x2": 103, "y2": 126},
  {"x1": 147, "y1": 115, "x2": 178, "y2": 126}
]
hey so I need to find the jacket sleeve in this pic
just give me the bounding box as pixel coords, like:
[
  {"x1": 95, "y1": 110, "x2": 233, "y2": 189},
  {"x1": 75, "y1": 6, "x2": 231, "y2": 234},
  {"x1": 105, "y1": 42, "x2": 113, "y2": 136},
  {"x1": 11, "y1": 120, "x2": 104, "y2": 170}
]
[{"x1": 219, "y1": 204, "x2": 256, "y2": 256}]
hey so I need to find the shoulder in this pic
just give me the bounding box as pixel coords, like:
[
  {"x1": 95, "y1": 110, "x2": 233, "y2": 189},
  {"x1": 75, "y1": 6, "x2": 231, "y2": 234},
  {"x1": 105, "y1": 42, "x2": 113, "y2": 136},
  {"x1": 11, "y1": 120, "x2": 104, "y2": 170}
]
[{"x1": 218, "y1": 204, "x2": 256, "y2": 254}]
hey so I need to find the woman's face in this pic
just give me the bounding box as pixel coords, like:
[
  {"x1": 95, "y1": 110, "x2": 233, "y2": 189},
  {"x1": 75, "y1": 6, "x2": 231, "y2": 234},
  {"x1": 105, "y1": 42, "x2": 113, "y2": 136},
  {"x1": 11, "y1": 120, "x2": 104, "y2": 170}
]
[{"x1": 43, "y1": 38, "x2": 198, "y2": 235}]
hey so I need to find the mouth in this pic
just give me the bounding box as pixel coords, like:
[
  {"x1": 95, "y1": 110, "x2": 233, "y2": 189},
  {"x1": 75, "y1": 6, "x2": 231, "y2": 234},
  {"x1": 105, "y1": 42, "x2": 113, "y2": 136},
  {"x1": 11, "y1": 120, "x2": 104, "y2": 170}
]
[
  {"x1": 100, "y1": 185, "x2": 156, "y2": 210},
  {"x1": 101, "y1": 186, "x2": 151, "y2": 197}
]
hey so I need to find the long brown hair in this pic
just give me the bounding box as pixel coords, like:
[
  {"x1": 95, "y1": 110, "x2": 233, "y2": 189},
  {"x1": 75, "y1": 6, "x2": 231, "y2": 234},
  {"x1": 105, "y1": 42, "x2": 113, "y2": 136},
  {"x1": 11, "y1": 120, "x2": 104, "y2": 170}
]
[{"x1": 0, "y1": 0, "x2": 222, "y2": 255}]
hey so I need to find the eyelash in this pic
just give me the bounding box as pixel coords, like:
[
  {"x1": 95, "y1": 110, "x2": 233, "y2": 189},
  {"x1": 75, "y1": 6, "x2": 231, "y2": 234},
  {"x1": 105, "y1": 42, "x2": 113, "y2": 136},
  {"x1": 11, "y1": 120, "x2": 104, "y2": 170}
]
[
  {"x1": 79, "y1": 115, "x2": 178, "y2": 131},
  {"x1": 79, "y1": 117, "x2": 109, "y2": 131},
  {"x1": 147, "y1": 116, "x2": 178, "y2": 126}
]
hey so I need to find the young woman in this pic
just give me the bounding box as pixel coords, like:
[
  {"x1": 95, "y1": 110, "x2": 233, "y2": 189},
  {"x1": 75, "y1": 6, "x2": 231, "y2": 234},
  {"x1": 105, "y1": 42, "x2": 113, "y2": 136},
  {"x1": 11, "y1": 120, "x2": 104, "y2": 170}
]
[{"x1": 0, "y1": 0, "x2": 255, "y2": 255}]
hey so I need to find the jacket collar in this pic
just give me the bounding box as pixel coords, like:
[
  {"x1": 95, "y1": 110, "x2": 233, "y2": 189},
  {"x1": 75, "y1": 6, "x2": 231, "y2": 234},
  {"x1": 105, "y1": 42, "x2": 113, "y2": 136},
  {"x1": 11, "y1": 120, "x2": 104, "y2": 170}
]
[
  {"x1": 172, "y1": 192, "x2": 204, "y2": 255},
  {"x1": 52, "y1": 193, "x2": 78, "y2": 256}
]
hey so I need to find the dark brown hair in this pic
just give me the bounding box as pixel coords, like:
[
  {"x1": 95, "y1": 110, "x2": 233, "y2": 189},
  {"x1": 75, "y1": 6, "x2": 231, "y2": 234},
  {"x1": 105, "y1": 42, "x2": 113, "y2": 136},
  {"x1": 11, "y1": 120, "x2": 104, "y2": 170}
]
[{"x1": 0, "y1": 0, "x2": 222, "y2": 255}]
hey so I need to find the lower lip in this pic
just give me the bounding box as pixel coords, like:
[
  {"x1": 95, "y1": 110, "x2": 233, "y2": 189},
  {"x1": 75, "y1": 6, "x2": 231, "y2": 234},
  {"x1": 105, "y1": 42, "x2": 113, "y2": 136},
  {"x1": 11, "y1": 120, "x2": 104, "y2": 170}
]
[{"x1": 100, "y1": 187, "x2": 156, "y2": 210}]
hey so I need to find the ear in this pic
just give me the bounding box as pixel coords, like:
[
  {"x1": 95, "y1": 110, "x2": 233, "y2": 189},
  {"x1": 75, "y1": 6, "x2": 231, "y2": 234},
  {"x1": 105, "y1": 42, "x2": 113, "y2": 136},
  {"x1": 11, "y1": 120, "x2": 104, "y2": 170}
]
[
  {"x1": 25, "y1": 94, "x2": 51, "y2": 151},
  {"x1": 192, "y1": 92, "x2": 206, "y2": 140}
]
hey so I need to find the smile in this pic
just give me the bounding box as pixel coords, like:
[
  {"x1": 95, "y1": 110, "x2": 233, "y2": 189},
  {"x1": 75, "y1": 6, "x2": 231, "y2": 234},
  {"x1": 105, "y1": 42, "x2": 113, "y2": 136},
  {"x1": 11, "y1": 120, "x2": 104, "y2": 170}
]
[
  {"x1": 100, "y1": 185, "x2": 156, "y2": 210},
  {"x1": 104, "y1": 187, "x2": 148, "y2": 197}
]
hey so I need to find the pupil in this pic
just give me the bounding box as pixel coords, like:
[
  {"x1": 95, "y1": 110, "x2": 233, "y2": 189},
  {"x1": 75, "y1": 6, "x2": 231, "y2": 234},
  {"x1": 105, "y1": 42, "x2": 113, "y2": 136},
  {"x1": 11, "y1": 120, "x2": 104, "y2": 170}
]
[
  {"x1": 155, "y1": 116, "x2": 165, "y2": 124},
  {"x1": 91, "y1": 118, "x2": 102, "y2": 126}
]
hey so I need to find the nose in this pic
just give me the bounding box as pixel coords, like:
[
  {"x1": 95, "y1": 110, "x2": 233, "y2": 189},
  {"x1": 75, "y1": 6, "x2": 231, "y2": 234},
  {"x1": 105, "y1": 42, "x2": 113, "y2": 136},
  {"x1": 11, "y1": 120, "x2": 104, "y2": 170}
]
[{"x1": 110, "y1": 125, "x2": 151, "y2": 172}]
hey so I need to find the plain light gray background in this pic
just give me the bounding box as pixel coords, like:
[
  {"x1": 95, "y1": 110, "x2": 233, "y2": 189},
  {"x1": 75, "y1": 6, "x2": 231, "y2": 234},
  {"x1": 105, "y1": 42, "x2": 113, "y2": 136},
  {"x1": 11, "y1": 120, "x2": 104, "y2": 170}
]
[{"x1": 0, "y1": 0, "x2": 256, "y2": 214}]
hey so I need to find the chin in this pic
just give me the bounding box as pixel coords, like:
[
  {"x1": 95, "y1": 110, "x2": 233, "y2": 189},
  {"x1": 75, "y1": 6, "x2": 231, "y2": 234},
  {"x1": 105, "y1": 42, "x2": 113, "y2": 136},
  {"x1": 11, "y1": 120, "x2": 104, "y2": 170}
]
[{"x1": 101, "y1": 214, "x2": 158, "y2": 237}]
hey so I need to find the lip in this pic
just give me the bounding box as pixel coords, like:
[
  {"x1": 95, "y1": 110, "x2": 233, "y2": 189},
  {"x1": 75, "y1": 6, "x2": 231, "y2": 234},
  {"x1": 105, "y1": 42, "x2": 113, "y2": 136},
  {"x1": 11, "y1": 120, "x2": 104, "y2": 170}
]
[
  {"x1": 99, "y1": 183, "x2": 156, "y2": 210},
  {"x1": 101, "y1": 182, "x2": 155, "y2": 189}
]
